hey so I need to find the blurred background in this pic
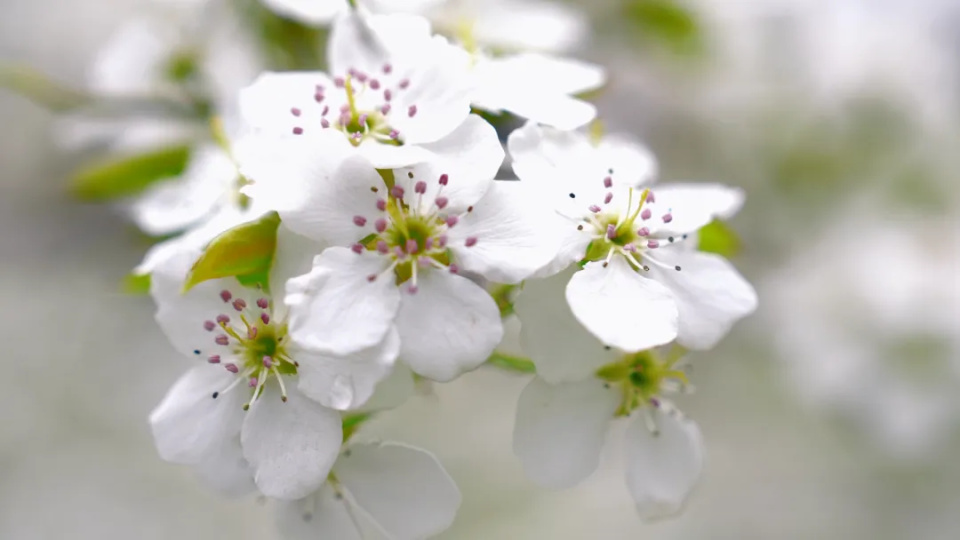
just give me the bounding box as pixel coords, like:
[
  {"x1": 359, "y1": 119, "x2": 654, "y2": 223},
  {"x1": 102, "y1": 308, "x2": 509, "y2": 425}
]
[{"x1": 2, "y1": 0, "x2": 959, "y2": 538}]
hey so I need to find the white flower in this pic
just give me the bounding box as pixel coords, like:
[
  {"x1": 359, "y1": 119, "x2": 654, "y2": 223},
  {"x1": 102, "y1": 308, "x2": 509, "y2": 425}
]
[
  {"x1": 471, "y1": 52, "x2": 605, "y2": 130},
  {"x1": 508, "y1": 121, "x2": 758, "y2": 352},
  {"x1": 238, "y1": 127, "x2": 555, "y2": 381},
  {"x1": 276, "y1": 441, "x2": 461, "y2": 540},
  {"x1": 239, "y1": 10, "x2": 473, "y2": 169},
  {"x1": 512, "y1": 268, "x2": 704, "y2": 520},
  {"x1": 766, "y1": 212, "x2": 960, "y2": 458},
  {"x1": 148, "y1": 228, "x2": 400, "y2": 499}
]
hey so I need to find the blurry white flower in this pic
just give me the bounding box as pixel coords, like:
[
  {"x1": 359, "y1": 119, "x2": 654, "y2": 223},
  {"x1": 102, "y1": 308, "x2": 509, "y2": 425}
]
[
  {"x1": 471, "y1": 52, "x2": 605, "y2": 130},
  {"x1": 148, "y1": 229, "x2": 400, "y2": 499},
  {"x1": 766, "y1": 211, "x2": 960, "y2": 458},
  {"x1": 508, "y1": 122, "x2": 757, "y2": 352},
  {"x1": 276, "y1": 442, "x2": 461, "y2": 540},
  {"x1": 240, "y1": 128, "x2": 555, "y2": 381},
  {"x1": 240, "y1": 10, "x2": 474, "y2": 169},
  {"x1": 513, "y1": 268, "x2": 703, "y2": 520}
]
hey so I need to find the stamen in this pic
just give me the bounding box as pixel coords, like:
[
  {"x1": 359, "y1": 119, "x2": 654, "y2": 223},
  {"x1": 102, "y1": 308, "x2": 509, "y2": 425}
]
[
  {"x1": 351, "y1": 243, "x2": 364, "y2": 254},
  {"x1": 606, "y1": 224, "x2": 617, "y2": 240},
  {"x1": 641, "y1": 209, "x2": 652, "y2": 220},
  {"x1": 445, "y1": 216, "x2": 458, "y2": 227},
  {"x1": 203, "y1": 320, "x2": 216, "y2": 331},
  {"x1": 415, "y1": 181, "x2": 427, "y2": 194},
  {"x1": 248, "y1": 327, "x2": 258, "y2": 339},
  {"x1": 225, "y1": 363, "x2": 239, "y2": 374},
  {"x1": 292, "y1": 127, "x2": 303, "y2": 135},
  {"x1": 435, "y1": 196, "x2": 448, "y2": 209},
  {"x1": 407, "y1": 105, "x2": 417, "y2": 117},
  {"x1": 257, "y1": 298, "x2": 269, "y2": 309},
  {"x1": 263, "y1": 356, "x2": 274, "y2": 368},
  {"x1": 375, "y1": 218, "x2": 387, "y2": 233},
  {"x1": 260, "y1": 312, "x2": 270, "y2": 324},
  {"x1": 353, "y1": 215, "x2": 367, "y2": 227},
  {"x1": 273, "y1": 367, "x2": 288, "y2": 402},
  {"x1": 376, "y1": 198, "x2": 387, "y2": 211},
  {"x1": 439, "y1": 174, "x2": 449, "y2": 185},
  {"x1": 220, "y1": 290, "x2": 232, "y2": 302},
  {"x1": 391, "y1": 186, "x2": 405, "y2": 199},
  {"x1": 604, "y1": 176, "x2": 613, "y2": 188},
  {"x1": 208, "y1": 355, "x2": 221, "y2": 364},
  {"x1": 215, "y1": 335, "x2": 229, "y2": 346},
  {"x1": 465, "y1": 237, "x2": 478, "y2": 247}
]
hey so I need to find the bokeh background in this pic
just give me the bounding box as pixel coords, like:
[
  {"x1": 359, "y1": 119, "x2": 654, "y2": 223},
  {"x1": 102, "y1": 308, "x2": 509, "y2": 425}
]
[{"x1": 2, "y1": 0, "x2": 959, "y2": 538}]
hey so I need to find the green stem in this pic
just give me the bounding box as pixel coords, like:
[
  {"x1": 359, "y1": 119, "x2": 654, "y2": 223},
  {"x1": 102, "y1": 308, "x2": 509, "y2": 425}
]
[{"x1": 487, "y1": 351, "x2": 536, "y2": 374}]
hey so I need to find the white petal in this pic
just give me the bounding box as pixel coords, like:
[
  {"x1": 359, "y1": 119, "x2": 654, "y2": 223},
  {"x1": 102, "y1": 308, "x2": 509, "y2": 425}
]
[
  {"x1": 329, "y1": 12, "x2": 433, "y2": 77},
  {"x1": 565, "y1": 258, "x2": 679, "y2": 352},
  {"x1": 645, "y1": 183, "x2": 746, "y2": 236},
  {"x1": 513, "y1": 377, "x2": 618, "y2": 488},
  {"x1": 296, "y1": 328, "x2": 400, "y2": 411},
  {"x1": 469, "y1": 0, "x2": 588, "y2": 52},
  {"x1": 482, "y1": 92, "x2": 597, "y2": 132},
  {"x1": 241, "y1": 385, "x2": 343, "y2": 500},
  {"x1": 395, "y1": 114, "x2": 502, "y2": 214},
  {"x1": 514, "y1": 267, "x2": 620, "y2": 384},
  {"x1": 624, "y1": 410, "x2": 704, "y2": 521},
  {"x1": 335, "y1": 442, "x2": 461, "y2": 539},
  {"x1": 268, "y1": 225, "x2": 328, "y2": 311},
  {"x1": 395, "y1": 270, "x2": 503, "y2": 382},
  {"x1": 645, "y1": 250, "x2": 758, "y2": 350},
  {"x1": 260, "y1": 0, "x2": 345, "y2": 25},
  {"x1": 239, "y1": 133, "x2": 382, "y2": 246},
  {"x1": 148, "y1": 366, "x2": 245, "y2": 464},
  {"x1": 192, "y1": 437, "x2": 256, "y2": 498},
  {"x1": 128, "y1": 144, "x2": 236, "y2": 236},
  {"x1": 356, "y1": 141, "x2": 434, "y2": 170},
  {"x1": 448, "y1": 180, "x2": 559, "y2": 283},
  {"x1": 286, "y1": 248, "x2": 401, "y2": 355},
  {"x1": 275, "y1": 485, "x2": 363, "y2": 540},
  {"x1": 239, "y1": 72, "x2": 346, "y2": 137},
  {"x1": 149, "y1": 246, "x2": 259, "y2": 359}
]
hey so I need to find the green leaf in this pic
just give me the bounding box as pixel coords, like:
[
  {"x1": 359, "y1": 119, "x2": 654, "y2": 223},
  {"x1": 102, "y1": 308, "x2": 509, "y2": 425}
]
[
  {"x1": 342, "y1": 412, "x2": 373, "y2": 442},
  {"x1": 0, "y1": 63, "x2": 93, "y2": 111},
  {"x1": 70, "y1": 145, "x2": 192, "y2": 201},
  {"x1": 697, "y1": 220, "x2": 741, "y2": 257},
  {"x1": 487, "y1": 352, "x2": 536, "y2": 374},
  {"x1": 122, "y1": 273, "x2": 152, "y2": 295},
  {"x1": 183, "y1": 211, "x2": 281, "y2": 293},
  {"x1": 624, "y1": 0, "x2": 703, "y2": 56}
]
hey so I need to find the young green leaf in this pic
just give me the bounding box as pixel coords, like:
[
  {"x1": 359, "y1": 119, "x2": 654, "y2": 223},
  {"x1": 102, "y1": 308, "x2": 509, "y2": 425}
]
[
  {"x1": 183, "y1": 211, "x2": 281, "y2": 293},
  {"x1": 121, "y1": 272, "x2": 152, "y2": 295},
  {"x1": 70, "y1": 145, "x2": 192, "y2": 201},
  {"x1": 698, "y1": 220, "x2": 742, "y2": 257}
]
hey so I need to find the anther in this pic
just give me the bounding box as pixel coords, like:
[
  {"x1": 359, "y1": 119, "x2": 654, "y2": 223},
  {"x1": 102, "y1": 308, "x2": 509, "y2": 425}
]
[
  {"x1": 375, "y1": 218, "x2": 387, "y2": 233},
  {"x1": 204, "y1": 320, "x2": 216, "y2": 331},
  {"x1": 577, "y1": 224, "x2": 584, "y2": 230},
  {"x1": 646, "y1": 191, "x2": 655, "y2": 203},
  {"x1": 194, "y1": 349, "x2": 200, "y2": 355},
  {"x1": 225, "y1": 363, "x2": 239, "y2": 373},
  {"x1": 381, "y1": 104, "x2": 391, "y2": 115},
  {"x1": 439, "y1": 174, "x2": 449, "y2": 185},
  {"x1": 445, "y1": 216, "x2": 458, "y2": 227},
  {"x1": 232, "y1": 299, "x2": 247, "y2": 311},
  {"x1": 383, "y1": 63, "x2": 392, "y2": 74},
  {"x1": 321, "y1": 118, "x2": 330, "y2": 128},
  {"x1": 606, "y1": 224, "x2": 616, "y2": 240},
  {"x1": 675, "y1": 265, "x2": 682, "y2": 271},
  {"x1": 668, "y1": 236, "x2": 675, "y2": 243},
  {"x1": 376, "y1": 240, "x2": 389, "y2": 253},
  {"x1": 407, "y1": 284, "x2": 419, "y2": 294},
  {"x1": 647, "y1": 240, "x2": 660, "y2": 249},
  {"x1": 369, "y1": 79, "x2": 380, "y2": 90},
  {"x1": 353, "y1": 215, "x2": 367, "y2": 227},
  {"x1": 314, "y1": 93, "x2": 324, "y2": 103},
  {"x1": 391, "y1": 186, "x2": 405, "y2": 199},
  {"x1": 366, "y1": 274, "x2": 377, "y2": 282},
  {"x1": 407, "y1": 105, "x2": 417, "y2": 117},
  {"x1": 637, "y1": 227, "x2": 650, "y2": 237},
  {"x1": 334, "y1": 77, "x2": 345, "y2": 88},
  {"x1": 212, "y1": 392, "x2": 219, "y2": 399},
  {"x1": 662, "y1": 213, "x2": 673, "y2": 223},
  {"x1": 641, "y1": 209, "x2": 652, "y2": 220},
  {"x1": 465, "y1": 237, "x2": 478, "y2": 247},
  {"x1": 389, "y1": 130, "x2": 399, "y2": 140},
  {"x1": 604, "y1": 192, "x2": 613, "y2": 204},
  {"x1": 604, "y1": 177, "x2": 613, "y2": 188},
  {"x1": 216, "y1": 335, "x2": 229, "y2": 346},
  {"x1": 376, "y1": 198, "x2": 387, "y2": 211},
  {"x1": 249, "y1": 377, "x2": 258, "y2": 388},
  {"x1": 589, "y1": 205, "x2": 601, "y2": 213},
  {"x1": 569, "y1": 193, "x2": 576, "y2": 198},
  {"x1": 435, "y1": 196, "x2": 448, "y2": 209},
  {"x1": 292, "y1": 127, "x2": 303, "y2": 135},
  {"x1": 220, "y1": 290, "x2": 232, "y2": 302},
  {"x1": 351, "y1": 243, "x2": 364, "y2": 254},
  {"x1": 383, "y1": 89, "x2": 392, "y2": 101},
  {"x1": 263, "y1": 356, "x2": 274, "y2": 368},
  {"x1": 208, "y1": 355, "x2": 221, "y2": 364},
  {"x1": 437, "y1": 235, "x2": 448, "y2": 248},
  {"x1": 449, "y1": 264, "x2": 459, "y2": 274},
  {"x1": 290, "y1": 107, "x2": 301, "y2": 116},
  {"x1": 415, "y1": 181, "x2": 427, "y2": 194},
  {"x1": 405, "y1": 239, "x2": 418, "y2": 254},
  {"x1": 643, "y1": 265, "x2": 650, "y2": 271},
  {"x1": 257, "y1": 298, "x2": 269, "y2": 309},
  {"x1": 248, "y1": 327, "x2": 258, "y2": 339},
  {"x1": 399, "y1": 79, "x2": 410, "y2": 89},
  {"x1": 216, "y1": 314, "x2": 230, "y2": 324},
  {"x1": 260, "y1": 312, "x2": 270, "y2": 324}
]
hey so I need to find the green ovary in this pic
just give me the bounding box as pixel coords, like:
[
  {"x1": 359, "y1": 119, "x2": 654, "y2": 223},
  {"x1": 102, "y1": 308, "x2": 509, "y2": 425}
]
[{"x1": 596, "y1": 350, "x2": 688, "y2": 416}]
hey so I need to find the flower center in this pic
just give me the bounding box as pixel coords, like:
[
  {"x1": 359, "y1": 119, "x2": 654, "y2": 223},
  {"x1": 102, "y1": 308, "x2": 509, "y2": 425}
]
[
  {"x1": 351, "y1": 172, "x2": 478, "y2": 293},
  {"x1": 202, "y1": 289, "x2": 297, "y2": 409},
  {"x1": 596, "y1": 349, "x2": 689, "y2": 417},
  {"x1": 288, "y1": 64, "x2": 418, "y2": 146},
  {"x1": 574, "y1": 179, "x2": 687, "y2": 274}
]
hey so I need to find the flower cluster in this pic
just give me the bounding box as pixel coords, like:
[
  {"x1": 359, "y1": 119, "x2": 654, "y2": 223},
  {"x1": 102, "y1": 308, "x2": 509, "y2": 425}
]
[{"x1": 64, "y1": 1, "x2": 757, "y2": 537}]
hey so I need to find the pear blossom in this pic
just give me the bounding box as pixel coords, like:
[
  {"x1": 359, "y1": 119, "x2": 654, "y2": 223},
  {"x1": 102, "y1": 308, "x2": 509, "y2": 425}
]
[
  {"x1": 239, "y1": 10, "x2": 473, "y2": 169},
  {"x1": 148, "y1": 228, "x2": 400, "y2": 499},
  {"x1": 508, "y1": 121, "x2": 758, "y2": 352},
  {"x1": 238, "y1": 127, "x2": 555, "y2": 381},
  {"x1": 471, "y1": 52, "x2": 606, "y2": 130},
  {"x1": 276, "y1": 441, "x2": 461, "y2": 540},
  {"x1": 512, "y1": 268, "x2": 704, "y2": 520}
]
